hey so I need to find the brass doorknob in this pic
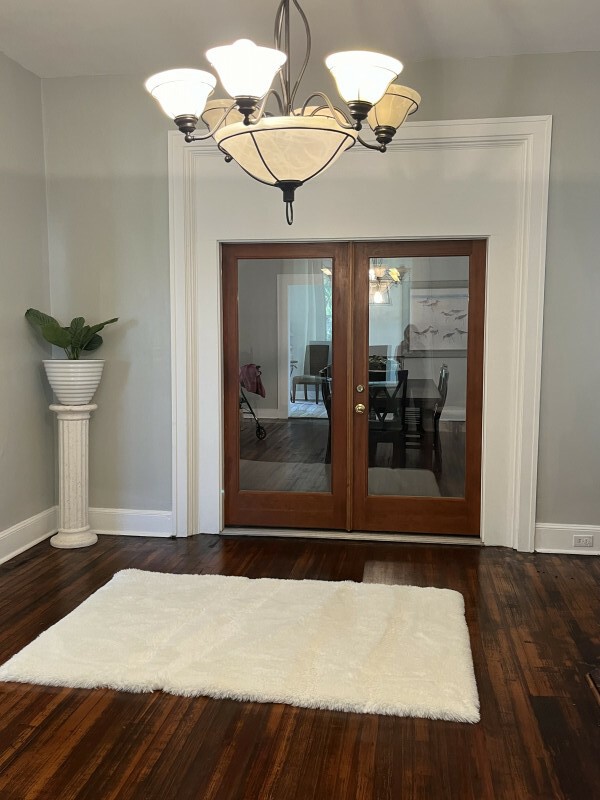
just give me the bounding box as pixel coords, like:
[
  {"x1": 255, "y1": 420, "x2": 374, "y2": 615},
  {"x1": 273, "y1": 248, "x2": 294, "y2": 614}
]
[{"x1": 354, "y1": 403, "x2": 366, "y2": 414}]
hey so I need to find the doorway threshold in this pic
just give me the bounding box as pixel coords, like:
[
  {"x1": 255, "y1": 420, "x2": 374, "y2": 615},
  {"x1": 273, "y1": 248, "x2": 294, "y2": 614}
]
[{"x1": 222, "y1": 528, "x2": 482, "y2": 546}]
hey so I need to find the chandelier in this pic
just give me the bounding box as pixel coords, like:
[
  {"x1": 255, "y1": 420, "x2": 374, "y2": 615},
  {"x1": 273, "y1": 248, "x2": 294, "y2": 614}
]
[
  {"x1": 145, "y1": 0, "x2": 420, "y2": 224},
  {"x1": 369, "y1": 262, "x2": 407, "y2": 304}
]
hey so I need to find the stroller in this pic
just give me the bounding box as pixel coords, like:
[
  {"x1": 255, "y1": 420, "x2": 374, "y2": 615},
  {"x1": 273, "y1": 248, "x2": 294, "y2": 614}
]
[{"x1": 239, "y1": 363, "x2": 267, "y2": 440}]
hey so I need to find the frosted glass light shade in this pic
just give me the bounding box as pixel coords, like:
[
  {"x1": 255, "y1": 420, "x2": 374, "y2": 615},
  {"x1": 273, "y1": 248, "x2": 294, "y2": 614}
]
[
  {"x1": 145, "y1": 69, "x2": 216, "y2": 119},
  {"x1": 213, "y1": 116, "x2": 357, "y2": 186},
  {"x1": 367, "y1": 84, "x2": 421, "y2": 130},
  {"x1": 325, "y1": 51, "x2": 402, "y2": 105},
  {"x1": 201, "y1": 99, "x2": 247, "y2": 133},
  {"x1": 206, "y1": 39, "x2": 286, "y2": 99}
]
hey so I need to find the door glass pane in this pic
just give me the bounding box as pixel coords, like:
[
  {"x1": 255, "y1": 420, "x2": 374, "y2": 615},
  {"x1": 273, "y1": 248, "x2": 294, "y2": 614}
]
[
  {"x1": 367, "y1": 256, "x2": 468, "y2": 498},
  {"x1": 238, "y1": 258, "x2": 332, "y2": 492}
]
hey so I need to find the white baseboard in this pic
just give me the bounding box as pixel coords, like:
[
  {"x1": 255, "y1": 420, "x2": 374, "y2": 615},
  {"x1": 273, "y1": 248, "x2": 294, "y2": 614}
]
[
  {"x1": 0, "y1": 507, "x2": 57, "y2": 565},
  {"x1": 90, "y1": 508, "x2": 173, "y2": 538},
  {"x1": 535, "y1": 523, "x2": 600, "y2": 555}
]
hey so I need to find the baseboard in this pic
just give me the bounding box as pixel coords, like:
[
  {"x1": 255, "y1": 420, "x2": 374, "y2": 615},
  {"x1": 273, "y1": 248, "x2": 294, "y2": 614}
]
[
  {"x1": 0, "y1": 507, "x2": 57, "y2": 565},
  {"x1": 90, "y1": 508, "x2": 173, "y2": 538},
  {"x1": 535, "y1": 523, "x2": 600, "y2": 555}
]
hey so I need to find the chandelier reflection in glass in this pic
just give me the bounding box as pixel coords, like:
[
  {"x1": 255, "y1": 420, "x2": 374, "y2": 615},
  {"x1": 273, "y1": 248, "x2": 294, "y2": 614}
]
[
  {"x1": 145, "y1": 0, "x2": 420, "y2": 224},
  {"x1": 369, "y1": 262, "x2": 407, "y2": 304}
]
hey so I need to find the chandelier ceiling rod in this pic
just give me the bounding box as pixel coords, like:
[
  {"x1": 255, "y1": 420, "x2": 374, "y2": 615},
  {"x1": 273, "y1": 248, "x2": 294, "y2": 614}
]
[{"x1": 275, "y1": 0, "x2": 311, "y2": 114}]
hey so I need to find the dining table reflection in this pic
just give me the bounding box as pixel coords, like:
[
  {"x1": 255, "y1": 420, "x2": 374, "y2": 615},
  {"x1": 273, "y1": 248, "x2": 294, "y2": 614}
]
[{"x1": 368, "y1": 375, "x2": 444, "y2": 472}]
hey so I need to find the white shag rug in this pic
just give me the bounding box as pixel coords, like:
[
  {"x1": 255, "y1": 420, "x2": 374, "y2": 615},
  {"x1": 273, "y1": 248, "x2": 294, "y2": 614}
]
[{"x1": 0, "y1": 569, "x2": 479, "y2": 722}]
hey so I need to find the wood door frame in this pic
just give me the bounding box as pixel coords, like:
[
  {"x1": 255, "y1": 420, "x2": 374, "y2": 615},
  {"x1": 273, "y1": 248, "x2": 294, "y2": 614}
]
[
  {"x1": 352, "y1": 240, "x2": 485, "y2": 535},
  {"x1": 222, "y1": 241, "x2": 351, "y2": 530},
  {"x1": 223, "y1": 239, "x2": 485, "y2": 536}
]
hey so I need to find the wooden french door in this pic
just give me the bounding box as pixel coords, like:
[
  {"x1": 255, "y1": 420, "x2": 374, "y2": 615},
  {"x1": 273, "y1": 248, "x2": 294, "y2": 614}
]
[
  {"x1": 223, "y1": 242, "x2": 350, "y2": 529},
  {"x1": 223, "y1": 239, "x2": 485, "y2": 536},
  {"x1": 351, "y1": 240, "x2": 485, "y2": 535}
]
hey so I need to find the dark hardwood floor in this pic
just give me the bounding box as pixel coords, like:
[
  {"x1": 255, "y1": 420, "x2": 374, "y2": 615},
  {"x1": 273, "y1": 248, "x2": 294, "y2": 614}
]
[{"x1": 0, "y1": 535, "x2": 598, "y2": 799}]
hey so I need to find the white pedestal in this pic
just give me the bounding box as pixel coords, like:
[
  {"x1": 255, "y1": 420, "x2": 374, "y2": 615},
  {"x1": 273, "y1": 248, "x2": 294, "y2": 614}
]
[{"x1": 49, "y1": 404, "x2": 98, "y2": 549}]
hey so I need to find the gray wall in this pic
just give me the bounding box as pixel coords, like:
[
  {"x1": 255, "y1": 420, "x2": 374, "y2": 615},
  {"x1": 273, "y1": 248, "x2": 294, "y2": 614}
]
[
  {"x1": 0, "y1": 52, "x2": 54, "y2": 530},
  {"x1": 238, "y1": 259, "x2": 281, "y2": 410},
  {"x1": 40, "y1": 52, "x2": 600, "y2": 525},
  {"x1": 42, "y1": 75, "x2": 172, "y2": 510},
  {"x1": 398, "y1": 52, "x2": 600, "y2": 526}
]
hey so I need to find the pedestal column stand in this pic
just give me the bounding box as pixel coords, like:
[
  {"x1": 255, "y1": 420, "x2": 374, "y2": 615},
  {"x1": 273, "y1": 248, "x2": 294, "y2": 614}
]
[{"x1": 49, "y1": 404, "x2": 98, "y2": 549}]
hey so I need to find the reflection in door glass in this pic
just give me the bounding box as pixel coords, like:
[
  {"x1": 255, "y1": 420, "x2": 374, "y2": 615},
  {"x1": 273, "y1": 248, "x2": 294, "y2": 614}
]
[
  {"x1": 367, "y1": 256, "x2": 468, "y2": 498},
  {"x1": 238, "y1": 258, "x2": 332, "y2": 492}
]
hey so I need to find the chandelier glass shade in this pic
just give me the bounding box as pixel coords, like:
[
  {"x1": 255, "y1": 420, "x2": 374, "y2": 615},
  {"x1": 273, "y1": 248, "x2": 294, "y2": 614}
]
[
  {"x1": 369, "y1": 263, "x2": 407, "y2": 304},
  {"x1": 325, "y1": 51, "x2": 403, "y2": 106},
  {"x1": 145, "y1": 69, "x2": 217, "y2": 120},
  {"x1": 145, "y1": 0, "x2": 421, "y2": 224},
  {"x1": 206, "y1": 39, "x2": 287, "y2": 100},
  {"x1": 200, "y1": 99, "x2": 248, "y2": 130},
  {"x1": 367, "y1": 84, "x2": 421, "y2": 145}
]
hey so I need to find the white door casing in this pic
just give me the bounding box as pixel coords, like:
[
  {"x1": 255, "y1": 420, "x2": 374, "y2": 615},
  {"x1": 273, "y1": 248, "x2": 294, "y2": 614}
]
[{"x1": 168, "y1": 116, "x2": 552, "y2": 550}]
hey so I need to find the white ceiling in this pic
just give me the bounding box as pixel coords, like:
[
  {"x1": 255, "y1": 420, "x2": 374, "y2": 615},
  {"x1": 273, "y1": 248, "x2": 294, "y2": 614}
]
[{"x1": 1, "y1": 0, "x2": 600, "y2": 79}]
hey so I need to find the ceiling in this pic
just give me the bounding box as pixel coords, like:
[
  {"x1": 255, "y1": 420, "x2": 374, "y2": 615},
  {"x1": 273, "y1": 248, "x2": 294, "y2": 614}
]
[{"x1": 1, "y1": 0, "x2": 600, "y2": 79}]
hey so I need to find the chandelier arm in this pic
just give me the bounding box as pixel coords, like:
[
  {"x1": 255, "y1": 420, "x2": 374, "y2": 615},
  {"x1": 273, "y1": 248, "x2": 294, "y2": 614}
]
[
  {"x1": 274, "y1": 0, "x2": 290, "y2": 113},
  {"x1": 297, "y1": 93, "x2": 356, "y2": 129},
  {"x1": 241, "y1": 89, "x2": 284, "y2": 126},
  {"x1": 268, "y1": 90, "x2": 286, "y2": 115},
  {"x1": 216, "y1": 143, "x2": 233, "y2": 162},
  {"x1": 357, "y1": 134, "x2": 387, "y2": 153},
  {"x1": 288, "y1": 0, "x2": 312, "y2": 111},
  {"x1": 274, "y1": 0, "x2": 284, "y2": 51},
  {"x1": 181, "y1": 101, "x2": 239, "y2": 142}
]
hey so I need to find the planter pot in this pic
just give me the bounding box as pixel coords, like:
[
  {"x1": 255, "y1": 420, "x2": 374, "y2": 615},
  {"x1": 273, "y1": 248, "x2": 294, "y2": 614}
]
[{"x1": 43, "y1": 360, "x2": 104, "y2": 405}]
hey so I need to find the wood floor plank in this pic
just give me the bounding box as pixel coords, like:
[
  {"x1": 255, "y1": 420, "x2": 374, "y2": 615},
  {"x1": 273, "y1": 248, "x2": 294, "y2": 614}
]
[{"x1": 0, "y1": 534, "x2": 598, "y2": 799}]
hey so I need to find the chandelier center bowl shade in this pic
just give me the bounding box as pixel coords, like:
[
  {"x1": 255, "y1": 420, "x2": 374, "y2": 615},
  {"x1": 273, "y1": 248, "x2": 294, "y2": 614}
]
[
  {"x1": 213, "y1": 115, "x2": 358, "y2": 188},
  {"x1": 144, "y1": 0, "x2": 421, "y2": 223}
]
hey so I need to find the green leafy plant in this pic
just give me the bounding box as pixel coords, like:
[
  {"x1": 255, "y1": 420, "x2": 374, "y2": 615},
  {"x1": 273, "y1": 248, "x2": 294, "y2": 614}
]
[
  {"x1": 25, "y1": 309, "x2": 118, "y2": 360},
  {"x1": 368, "y1": 355, "x2": 388, "y2": 371}
]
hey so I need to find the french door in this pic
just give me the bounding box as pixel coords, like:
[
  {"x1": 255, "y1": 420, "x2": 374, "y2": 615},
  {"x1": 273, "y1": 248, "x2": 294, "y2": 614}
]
[{"x1": 222, "y1": 239, "x2": 485, "y2": 536}]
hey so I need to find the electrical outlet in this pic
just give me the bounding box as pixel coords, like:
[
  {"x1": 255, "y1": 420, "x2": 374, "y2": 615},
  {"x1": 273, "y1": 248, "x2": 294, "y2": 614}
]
[{"x1": 573, "y1": 535, "x2": 594, "y2": 548}]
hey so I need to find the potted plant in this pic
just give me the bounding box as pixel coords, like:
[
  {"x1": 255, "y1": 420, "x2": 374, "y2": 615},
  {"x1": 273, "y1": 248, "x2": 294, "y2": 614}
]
[
  {"x1": 25, "y1": 309, "x2": 118, "y2": 405},
  {"x1": 368, "y1": 354, "x2": 388, "y2": 383}
]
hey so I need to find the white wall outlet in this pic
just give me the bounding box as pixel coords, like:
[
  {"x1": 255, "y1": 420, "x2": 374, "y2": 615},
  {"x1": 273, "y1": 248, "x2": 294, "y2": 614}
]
[{"x1": 573, "y1": 535, "x2": 594, "y2": 548}]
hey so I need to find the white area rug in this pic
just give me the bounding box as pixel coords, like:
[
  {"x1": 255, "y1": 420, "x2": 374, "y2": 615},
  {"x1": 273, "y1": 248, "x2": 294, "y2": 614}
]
[{"x1": 0, "y1": 569, "x2": 479, "y2": 722}]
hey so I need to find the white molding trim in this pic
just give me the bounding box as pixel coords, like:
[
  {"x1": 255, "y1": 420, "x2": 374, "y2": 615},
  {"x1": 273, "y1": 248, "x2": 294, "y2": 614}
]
[
  {"x1": 168, "y1": 116, "x2": 552, "y2": 551},
  {"x1": 0, "y1": 507, "x2": 57, "y2": 565},
  {"x1": 276, "y1": 269, "x2": 328, "y2": 417},
  {"x1": 535, "y1": 523, "x2": 600, "y2": 555},
  {"x1": 89, "y1": 508, "x2": 173, "y2": 538}
]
